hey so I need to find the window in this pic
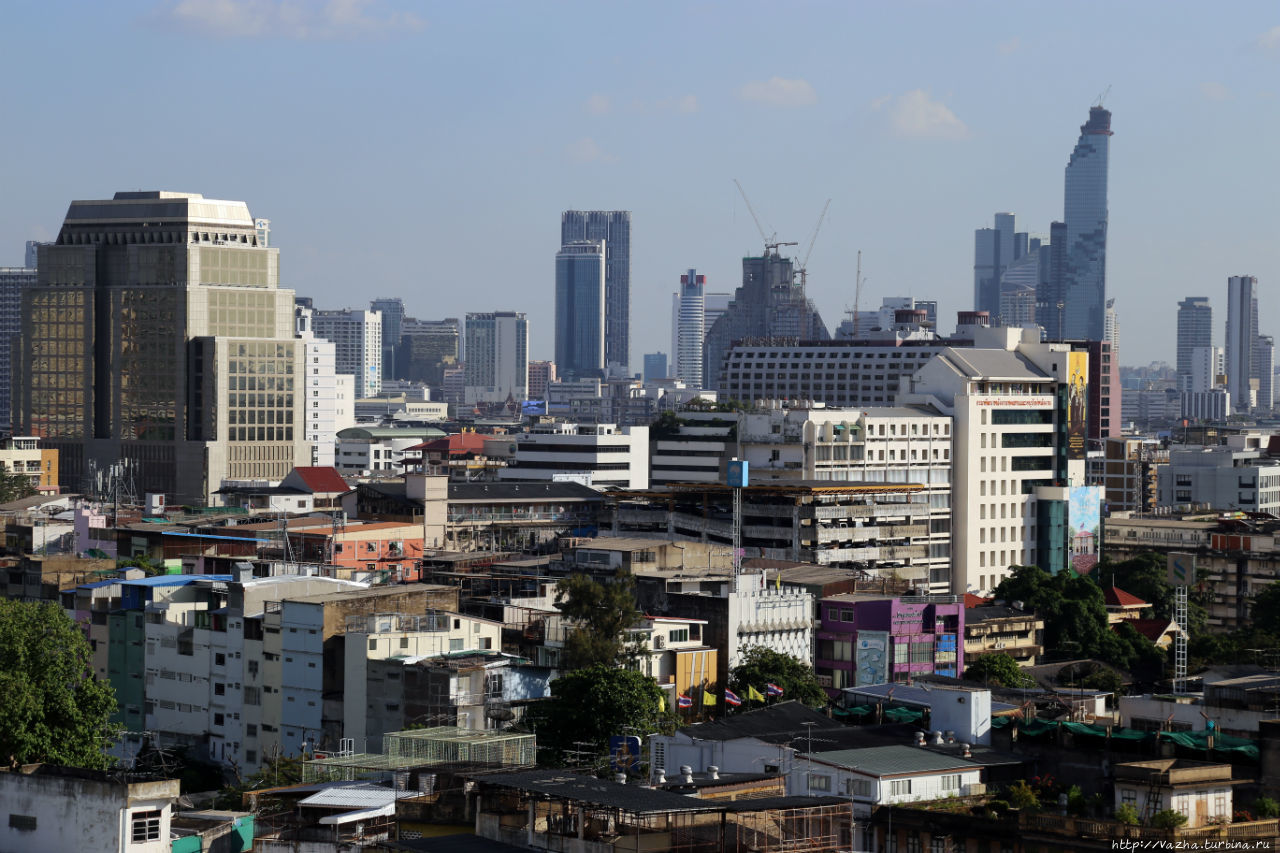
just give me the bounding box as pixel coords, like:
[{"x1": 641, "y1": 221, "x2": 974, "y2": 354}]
[
  {"x1": 8, "y1": 815, "x2": 37, "y2": 832},
  {"x1": 808, "y1": 773, "x2": 831, "y2": 792},
  {"x1": 131, "y1": 810, "x2": 162, "y2": 843},
  {"x1": 214, "y1": 653, "x2": 226, "y2": 666},
  {"x1": 449, "y1": 638, "x2": 464, "y2": 651},
  {"x1": 214, "y1": 682, "x2": 225, "y2": 696},
  {"x1": 890, "y1": 779, "x2": 912, "y2": 797},
  {"x1": 940, "y1": 774, "x2": 961, "y2": 791},
  {"x1": 668, "y1": 629, "x2": 689, "y2": 643},
  {"x1": 214, "y1": 713, "x2": 225, "y2": 726}
]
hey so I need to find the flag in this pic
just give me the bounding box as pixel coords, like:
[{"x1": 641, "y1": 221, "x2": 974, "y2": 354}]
[
  {"x1": 658, "y1": 694, "x2": 666, "y2": 712},
  {"x1": 677, "y1": 694, "x2": 693, "y2": 709},
  {"x1": 766, "y1": 682, "x2": 784, "y2": 697},
  {"x1": 748, "y1": 685, "x2": 766, "y2": 703},
  {"x1": 702, "y1": 690, "x2": 717, "y2": 707},
  {"x1": 724, "y1": 688, "x2": 742, "y2": 707},
  {"x1": 775, "y1": 570, "x2": 781, "y2": 590}
]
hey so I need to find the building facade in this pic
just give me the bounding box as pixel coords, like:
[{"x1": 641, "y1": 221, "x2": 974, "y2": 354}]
[
  {"x1": 1226, "y1": 275, "x2": 1260, "y2": 412},
  {"x1": 13, "y1": 191, "x2": 307, "y2": 503},
  {"x1": 674, "y1": 268, "x2": 706, "y2": 387},
  {"x1": 499, "y1": 422, "x2": 650, "y2": 490},
  {"x1": 0, "y1": 262, "x2": 37, "y2": 432},
  {"x1": 463, "y1": 311, "x2": 528, "y2": 404},
  {"x1": 815, "y1": 593, "x2": 964, "y2": 693},
  {"x1": 554, "y1": 241, "x2": 606, "y2": 380},
  {"x1": 561, "y1": 210, "x2": 631, "y2": 375},
  {"x1": 1059, "y1": 106, "x2": 1112, "y2": 342},
  {"x1": 1177, "y1": 297, "x2": 1213, "y2": 391},
  {"x1": 370, "y1": 297, "x2": 404, "y2": 381},
  {"x1": 311, "y1": 308, "x2": 382, "y2": 399}
]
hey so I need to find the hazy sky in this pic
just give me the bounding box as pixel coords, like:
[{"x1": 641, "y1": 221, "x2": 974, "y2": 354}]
[{"x1": 4, "y1": 1, "x2": 1280, "y2": 368}]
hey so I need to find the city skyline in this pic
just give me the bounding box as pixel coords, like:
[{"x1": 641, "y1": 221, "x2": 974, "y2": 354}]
[{"x1": 4, "y1": 3, "x2": 1280, "y2": 367}]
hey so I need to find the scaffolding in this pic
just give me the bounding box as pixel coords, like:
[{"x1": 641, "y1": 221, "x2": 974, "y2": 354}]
[{"x1": 385, "y1": 726, "x2": 536, "y2": 767}]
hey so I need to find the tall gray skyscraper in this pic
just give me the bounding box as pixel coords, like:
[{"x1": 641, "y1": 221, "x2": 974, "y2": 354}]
[
  {"x1": 555, "y1": 241, "x2": 606, "y2": 379},
  {"x1": 703, "y1": 247, "x2": 829, "y2": 390},
  {"x1": 561, "y1": 211, "x2": 630, "y2": 375},
  {"x1": 370, "y1": 297, "x2": 405, "y2": 379},
  {"x1": 973, "y1": 212, "x2": 1015, "y2": 318},
  {"x1": 1227, "y1": 275, "x2": 1260, "y2": 412},
  {"x1": 1176, "y1": 297, "x2": 1213, "y2": 390},
  {"x1": 1256, "y1": 335, "x2": 1275, "y2": 412},
  {"x1": 13, "y1": 191, "x2": 305, "y2": 503},
  {"x1": 1060, "y1": 106, "x2": 1113, "y2": 341},
  {"x1": 464, "y1": 311, "x2": 528, "y2": 404},
  {"x1": 0, "y1": 256, "x2": 37, "y2": 432},
  {"x1": 674, "y1": 269, "x2": 706, "y2": 387}
]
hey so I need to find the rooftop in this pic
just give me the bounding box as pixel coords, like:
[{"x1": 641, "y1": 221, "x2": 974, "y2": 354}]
[
  {"x1": 288, "y1": 466, "x2": 353, "y2": 494},
  {"x1": 806, "y1": 744, "x2": 982, "y2": 777},
  {"x1": 674, "y1": 700, "x2": 843, "y2": 744},
  {"x1": 1103, "y1": 585, "x2": 1148, "y2": 608}
]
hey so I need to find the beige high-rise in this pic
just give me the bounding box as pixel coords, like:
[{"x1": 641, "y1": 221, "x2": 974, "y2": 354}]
[{"x1": 14, "y1": 191, "x2": 306, "y2": 504}]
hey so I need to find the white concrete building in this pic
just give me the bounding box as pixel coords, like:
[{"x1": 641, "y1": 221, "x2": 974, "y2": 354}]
[
  {"x1": 0, "y1": 765, "x2": 181, "y2": 853},
  {"x1": 499, "y1": 422, "x2": 650, "y2": 489},
  {"x1": 739, "y1": 405, "x2": 954, "y2": 591},
  {"x1": 725, "y1": 570, "x2": 813, "y2": 671},
  {"x1": 900, "y1": 328, "x2": 1079, "y2": 596},
  {"x1": 311, "y1": 307, "x2": 382, "y2": 398},
  {"x1": 671, "y1": 269, "x2": 706, "y2": 388},
  {"x1": 335, "y1": 426, "x2": 445, "y2": 477},
  {"x1": 296, "y1": 305, "x2": 356, "y2": 467},
  {"x1": 1158, "y1": 436, "x2": 1280, "y2": 513},
  {"x1": 798, "y1": 744, "x2": 984, "y2": 816}
]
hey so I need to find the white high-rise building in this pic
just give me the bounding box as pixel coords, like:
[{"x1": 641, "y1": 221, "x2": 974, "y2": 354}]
[
  {"x1": 295, "y1": 306, "x2": 356, "y2": 467},
  {"x1": 674, "y1": 269, "x2": 706, "y2": 387},
  {"x1": 312, "y1": 308, "x2": 382, "y2": 398},
  {"x1": 464, "y1": 311, "x2": 528, "y2": 404},
  {"x1": 1189, "y1": 346, "x2": 1225, "y2": 394},
  {"x1": 1256, "y1": 335, "x2": 1275, "y2": 412},
  {"x1": 1226, "y1": 276, "x2": 1260, "y2": 413}
]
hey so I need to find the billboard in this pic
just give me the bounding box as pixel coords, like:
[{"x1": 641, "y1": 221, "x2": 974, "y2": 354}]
[
  {"x1": 1068, "y1": 485, "x2": 1102, "y2": 558},
  {"x1": 1168, "y1": 553, "x2": 1197, "y2": 586},
  {"x1": 1066, "y1": 351, "x2": 1089, "y2": 461},
  {"x1": 854, "y1": 631, "x2": 889, "y2": 686}
]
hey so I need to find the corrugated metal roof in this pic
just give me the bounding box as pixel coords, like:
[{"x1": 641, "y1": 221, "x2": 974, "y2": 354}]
[
  {"x1": 807, "y1": 744, "x2": 980, "y2": 776},
  {"x1": 299, "y1": 783, "x2": 400, "y2": 809}
]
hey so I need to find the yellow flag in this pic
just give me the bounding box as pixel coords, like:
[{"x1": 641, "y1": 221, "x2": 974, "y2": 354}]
[
  {"x1": 702, "y1": 690, "x2": 717, "y2": 707},
  {"x1": 775, "y1": 570, "x2": 781, "y2": 590},
  {"x1": 658, "y1": 694, "x2": 666, "y2": 712},
  {"x1": 748, "y1": 685, "x2": 766, "y2": 703}
]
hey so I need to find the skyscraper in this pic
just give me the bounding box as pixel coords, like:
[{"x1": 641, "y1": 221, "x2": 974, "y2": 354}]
[
  {"x1": 396, "y1": 318, "x2": 458, "y2": 386},
  {"x1": 295, "y1": 305, "x2": 354, "y2": 467},
  {"x1": 0, "y1": 256, "x2": 37, "y2": 432},
  {"x1": 1257, "y1": 335, "x2": 1276, "y2": 412},
  {"x1": 1060, "y1": 106, "x2": 1113, "y2": 341},
  {"x1": 1176, "y1": 297, "x2": 1213, "y2": 391},
  {"x1": 311, "y1": 308, "x2": 383, "y2": 398},
  {"x1": 464, "y1": 311, "x2": 528, "y2": 404},
  {"x1": 1226, "y1": 275, "x2": 1260, "y2": 412},
  {"x1": 1036, "y1": 221, "x2": 1069, "y2": 339},
  {"x1": 555, "y1": 241, "x2": 606, "y2": 379},
  {"x1": 973, "y1": 212, "x2": 1015, "y2": 318},
  {"x1": 642, "y1": 353, "x2": 668, "y2": 383},
  {"x1": 561, "y1": 210, "x2": 630, "y2": 375},
  {"x1": 13, "y1": 191, "x2": 306, "y2": 503},
  {"x1": 370, "y1": 297, "x2": 405, "y2": 380},
  {"x1": 703, "y1": 247, "x2": 829, "y2": 390},
  {"x1": 674, "y1": 269, "x2": 706, "y2": 387}
]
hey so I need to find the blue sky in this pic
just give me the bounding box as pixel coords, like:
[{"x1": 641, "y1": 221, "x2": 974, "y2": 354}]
[{"x1": 4, "y1": 0, "x2": 1280, "y2": 367}]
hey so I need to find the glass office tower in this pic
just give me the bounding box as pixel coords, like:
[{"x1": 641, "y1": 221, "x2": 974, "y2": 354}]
[{"x1": 554, "y1": 241, "x2": 606, "y2": 380}]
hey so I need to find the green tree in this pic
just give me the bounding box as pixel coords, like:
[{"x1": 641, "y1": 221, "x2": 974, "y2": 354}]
[
  {"x1": 729, "y1": 647, "x2": 827, "y2": 708},
  {"x1": 527, "y1": 665, "x2": 671, "y2": 766},
  {"x1": 1005, "y1": 779, "x2": 1040, "y2": 811},
  {"x1": 1150, "y1": 808, "x2": 1188, "y2": 830},
  {"x1": 554, "y1": 571, "x2": 642, "y2": 669},
  {"x1": 0, "y1": 465, "x2": 36, "y2": 504},
  {"x1": 1252, "y1": 583, "x2": 1280, "y2": 638},
  {"x1": 1114, "y1": 803, "x2": 1140, "y2": 825},
  {"x1": 0, "y1": 599, "x2": 118, "y2": 769},
  {"x1": 1254, "y1": 797, "x2": 1280, "y2": 819},
  {"x1": 963, "y1": 652, "x2": 1034, "y2": 688}
]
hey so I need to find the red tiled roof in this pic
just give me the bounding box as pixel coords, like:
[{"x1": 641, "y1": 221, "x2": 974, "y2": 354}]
[
  {"x1": 1122, "y1": 618, "x2": 1180, "y2": 643},
  {"x1": 1103, "y1": 585, "x2": 1147, "y2": 608},
  {"x1": 964, "y1": 593, "x2": 992, "y2": 608},
  {"x1": 290, "y1": 466, "x2": 352, "y2": 494},
  {"x1": 407, "y1": 433, "x2": 490, "y2": 455}
]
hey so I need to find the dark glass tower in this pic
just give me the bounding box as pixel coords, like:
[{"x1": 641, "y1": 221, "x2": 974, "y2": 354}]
[
  {"x1": 1060, "y1": 106, "x2": 1112, "y2": 341},
  {"x1": 561, "y1": 211, "x2": 630, "y2": 375}
]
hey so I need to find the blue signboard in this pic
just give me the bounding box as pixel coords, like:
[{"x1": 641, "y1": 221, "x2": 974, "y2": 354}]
[
  {"x1": 727, "y1": 459, "x2": 749, "y2": 488},
  {"x1": 609, "y1": 735, "x2": 642, "y2": 772}
]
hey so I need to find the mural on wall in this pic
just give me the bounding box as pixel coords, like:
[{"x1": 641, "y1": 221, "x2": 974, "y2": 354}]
[
  {"x1": 855, "y1": 631, "x2": 888, "y2": 686},
  {"x1": 1068, "y1": 485, "x2": 1103, "y2": 558}
]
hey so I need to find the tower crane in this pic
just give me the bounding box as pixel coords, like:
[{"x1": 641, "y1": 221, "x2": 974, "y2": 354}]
[
  {"x1": 734, "y1": 178, "x2": 780, "y2": 253},
  {"x1": 852, "y1": 250, "x2": 866, "y2": 337},
  {"x1": 795, "y1": 199, "x2": 831, "y2": 289}
]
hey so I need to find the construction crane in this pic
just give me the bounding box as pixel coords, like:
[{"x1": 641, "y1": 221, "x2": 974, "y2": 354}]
[
  {"x1": 795, "y1": 199, "x2": 831, "y2": 289},
  {"x1": 1096, "y1": 84, "x2": 1111, "y2": 108},
  {"x1": 852, "y1": 250, "x2": 866, "y2": 337},
  {"x1": 734, "y1": 178, "x2": 795, "y2": 255}
]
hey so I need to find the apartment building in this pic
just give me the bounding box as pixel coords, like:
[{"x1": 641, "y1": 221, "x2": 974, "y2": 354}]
[
  {"x1": 0, "y1": 435, "x2": 59, "y2": 491},
  {"x1": 814, "y1": 593, "x2": 964, "y2": 693},
  {"x1": 499, "y1": 422, "x2": 650, "y2": 490}
]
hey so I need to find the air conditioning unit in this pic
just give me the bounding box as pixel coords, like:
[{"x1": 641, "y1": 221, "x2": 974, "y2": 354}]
[
  {"x1": 994, "y1": 642, "x2": 1007, "y2": 650},
  {"x1": 654, "y1": 635, "x2": 666, "y2": 649}
]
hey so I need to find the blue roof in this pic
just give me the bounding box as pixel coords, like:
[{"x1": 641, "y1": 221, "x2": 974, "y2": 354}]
[
  {"x1": 120, "y1": 574, "x2": 234, "y2": 587},
  {"x1": 77, "y1": 579, "x2": 123, "y2": 590},
  {"x1": 161, "y1": 531, "x2": 271, "y2": 543}
]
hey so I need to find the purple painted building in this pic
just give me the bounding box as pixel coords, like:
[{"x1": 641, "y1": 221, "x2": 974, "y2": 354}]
[{"x1": 814, "y1": 594, "x2": 964, "y2": 696}]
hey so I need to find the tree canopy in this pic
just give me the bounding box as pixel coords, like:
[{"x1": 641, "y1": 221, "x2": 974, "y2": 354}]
[
  {"x1": 527, "y1": 665, "x2": 671, "y2": 767},
  {"x1": 0, "y1": 466, "x2": 36, "y2": 504},
  {"x1": 964, "y1": 652, "x2": 1034, "y2": 688},
  {"x1": 0, "y1": 599, "x2": 118, "y2": 769},
  {"x1": 554, "y1": 571, "x2": 642, "y2": 669},
  {"x1": 729, "y1": 647, "x2": 828, "y2": 708},
  {"x1": 992, "y1": 565, "x2": 1164, "y2": 678}
]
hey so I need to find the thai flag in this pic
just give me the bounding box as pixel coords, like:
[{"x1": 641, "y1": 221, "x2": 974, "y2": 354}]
[
  {"x1": 724, "y1": 689, "x2": 742, "y2": 707},
  {"x1": 766, "y1": 683, "x2": 784, "y2": 697},
  {"x1": 677, "y1": 694, "x2": 693, "y2": 709}
]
